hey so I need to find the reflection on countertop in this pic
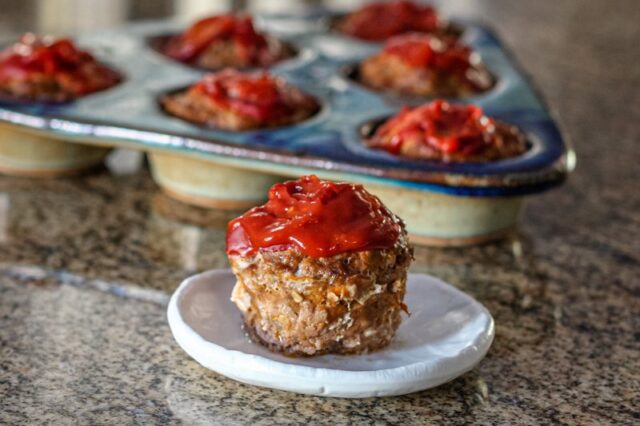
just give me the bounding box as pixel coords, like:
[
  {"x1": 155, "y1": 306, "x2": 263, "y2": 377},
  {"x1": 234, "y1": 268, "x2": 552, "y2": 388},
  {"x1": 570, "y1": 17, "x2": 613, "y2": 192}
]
[{"x1": 1, "y1": 0, "x2": 639, "y2": 424}]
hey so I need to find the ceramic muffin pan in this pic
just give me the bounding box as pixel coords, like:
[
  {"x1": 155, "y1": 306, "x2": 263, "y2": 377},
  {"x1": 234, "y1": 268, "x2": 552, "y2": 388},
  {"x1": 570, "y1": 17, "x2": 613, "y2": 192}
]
[
  {"x1": 0, "y1": 16, "x2": 573, "y2": 245},
  {"x1": 0, "y1": 123, "x2": 110, "y2": 177}
]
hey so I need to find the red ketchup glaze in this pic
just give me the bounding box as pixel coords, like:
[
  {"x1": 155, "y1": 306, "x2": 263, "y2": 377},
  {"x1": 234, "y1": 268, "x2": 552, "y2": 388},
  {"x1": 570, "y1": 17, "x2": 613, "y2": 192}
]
[
  {"x1": 226, "y1": 176, "x2": 401, "y2": 258},
  {"x1": 383, "y1": 34, "x2": 478, "y2": 83},
  {"x1": 165, "y1": 14, "x2": 268, "y2": 63},
  {"x1": 374, "y1": 100, "x2": 496, "y2": 156},
  {"x1": 0, "y1": 34, "x2": 119, "y2": 95},
  {"x1": 191, "y1": 69, "x2": 294, "y2": 121},
  {"x1": 340, "y1": 0, "x2": 440, "y2": 41}
]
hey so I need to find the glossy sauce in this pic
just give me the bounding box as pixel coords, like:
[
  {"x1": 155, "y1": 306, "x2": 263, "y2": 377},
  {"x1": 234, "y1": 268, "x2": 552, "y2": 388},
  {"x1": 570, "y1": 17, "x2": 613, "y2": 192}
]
[
  {"x1": 165, "y1": 14, "x2": 268, "y2": 62},
  {"x1": 226, "y1": 175, "x2": 401, "y2": 257},
  {"x1": 191, "y1": 70, "x2": 293, "y2": 121},
  {"x1": 0, "y1": 34, "x2": 119, "y2": 94},
  {"x1": 339, "y1": 0, "x2": 440, "y2": 41},
  {"x1": 383, "y1": 34, "x2": 476, "y2": 82},
  {"x1": 374, "y1": 100, "x2": 496, "y2": 155}
]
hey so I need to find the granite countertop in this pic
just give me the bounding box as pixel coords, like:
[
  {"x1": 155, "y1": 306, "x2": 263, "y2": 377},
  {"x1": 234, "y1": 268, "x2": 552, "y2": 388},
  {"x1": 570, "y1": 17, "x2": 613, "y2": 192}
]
[{"x1": 1, "y1": 0, "x2": 639, "y2": 424}]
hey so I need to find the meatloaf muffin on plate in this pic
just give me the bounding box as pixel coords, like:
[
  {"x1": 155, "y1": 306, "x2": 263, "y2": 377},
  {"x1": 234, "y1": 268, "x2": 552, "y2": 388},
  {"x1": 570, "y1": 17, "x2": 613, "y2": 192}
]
[
  {"x1": 161, "y1": 69, "x2": 319, "y2": 131},
  {"x1": 226, "y1": 175, "x2": 413, "y2": 356},
  {"x1": 366, "y1": 99, "x2": 528, "y2": 162},
  {"x1": 359, "y1": 33, "x2": 493, "y2": 98},
  {"x1": 163, "y1": 14, "x2": 293, "y2": 69},
  {"x1": 0, "y1": 33, "x2": 121, "y2": 102},
  {"x1": 334, "y1": 0, "x2": 457, "y2": 42}
]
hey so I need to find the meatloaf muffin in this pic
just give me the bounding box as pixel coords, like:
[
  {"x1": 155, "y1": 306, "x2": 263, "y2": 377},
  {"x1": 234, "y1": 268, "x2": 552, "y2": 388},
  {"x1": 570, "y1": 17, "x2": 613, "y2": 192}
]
[
  {"x1": 359, "y1": 33, "x2": 493, "y2": 98},
  {"x1": 367, "y1": 99, "x2": 528, "y2": 162},
  {"x1": 334, "y1": 0, "x2": 457, "y2": 42},
  {"x1": 0, "y1": 33, "x2": 121, "y2": 102},
  {"x1": 161, "y1": 69, "x2": 319, "y2": 131},
  {"x1": 226, "y1": 175, "x2": 413, "y2": 356},
  {"x1": 163, "y1": 14, "x2": 293, "y2": 69}
]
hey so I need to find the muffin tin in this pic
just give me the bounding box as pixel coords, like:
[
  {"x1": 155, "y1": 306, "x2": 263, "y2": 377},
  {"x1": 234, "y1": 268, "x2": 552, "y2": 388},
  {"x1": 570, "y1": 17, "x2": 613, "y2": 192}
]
[{"x1": 0, "y1": 15, "x2": 573, "y2": 245}]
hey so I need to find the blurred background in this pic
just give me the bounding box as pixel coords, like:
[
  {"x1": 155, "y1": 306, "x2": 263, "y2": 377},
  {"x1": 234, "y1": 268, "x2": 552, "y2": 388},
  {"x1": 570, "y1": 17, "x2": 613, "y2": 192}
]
[
  {"x1": 1, "y1": 0, "x2": 338, "y2": 36},
  {"x1": 0, "y1": 0, "x2": 490, "y2": 36}
]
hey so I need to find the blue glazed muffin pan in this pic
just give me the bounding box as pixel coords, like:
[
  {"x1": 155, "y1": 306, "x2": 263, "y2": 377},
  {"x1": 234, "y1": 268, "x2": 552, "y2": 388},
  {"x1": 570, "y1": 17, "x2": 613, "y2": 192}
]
[{"x1": 0, "y1": 14, "x2": 574, "y2": 244}]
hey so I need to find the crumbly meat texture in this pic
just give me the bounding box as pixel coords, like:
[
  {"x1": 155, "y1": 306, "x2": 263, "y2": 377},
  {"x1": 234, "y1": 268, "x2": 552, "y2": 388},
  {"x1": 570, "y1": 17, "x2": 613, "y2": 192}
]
[
  {"x1": 359, "y1": 54, "x2": 492, "y2": 98},
  {"x1": 191, "y1": 37, "x2": 293, "y2": 69},
  {"x1": 161, "y1": 86, "x2": 319, "y2": 131},
  {"x1": 0, "y1": 64, "x2": 120, "y2": 103},
  {"x1": 0, "y1": 76, "x2": 70, "y2": 102},
  {"x1": 333, "y1": 10, "x2": 460, "y2": 41},
  {"x1": 367, "y1": 120, "x2": 527, "y2": 162},
  {"x1": 228, "y1": 231, "x2": 413, "y2": 356}
]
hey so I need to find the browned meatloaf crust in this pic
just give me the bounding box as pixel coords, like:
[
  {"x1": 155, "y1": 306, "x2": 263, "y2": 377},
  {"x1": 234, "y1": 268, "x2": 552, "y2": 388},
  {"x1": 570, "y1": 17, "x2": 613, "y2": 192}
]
[
  {"x1": 161, "y1": 85, "x2": 319, "y2": 131},
  {"x1": 1, "y1": 77, "x2": 75, "y2": 103},
  {"x1": 0, "y1": 57, "x2": 121, "y2": 103},
  {"x1": 228, "y1": 231, "x2": 413, "y2": 356},
  {"x1": 192, "y1": 38, "x2": 293, "y2": 69},
  {"x1": 368, "y1": 120, "x2": 528, "y2": 162},
  {"x1": 359, "y1": 54, "x2": 492, "y2": 98}
]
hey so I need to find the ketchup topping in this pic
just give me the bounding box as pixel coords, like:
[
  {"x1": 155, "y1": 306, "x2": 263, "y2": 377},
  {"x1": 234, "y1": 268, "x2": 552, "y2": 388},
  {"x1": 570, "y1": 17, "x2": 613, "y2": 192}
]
[
  {"x1": 191, "y1": 69, "x2": 298, "y2": 121},
  {"x1": 383, "y1": 34, "x2": 477, "y2": 81},
  {"x1": 339, "y1": 0, "x2": 440, "y2": 41},
  {"x1": 165, "y1": 14, "x2": 268, "y2": 63},
  {"x1": 374, "y1": 100, "x2": 496, "y2": 156},
  {"x1": 226, "y1": 176, "x2": 401, "y2": 258},
  {"x1": 0, "y1": 34, "x2": 119, "y2": 95}
]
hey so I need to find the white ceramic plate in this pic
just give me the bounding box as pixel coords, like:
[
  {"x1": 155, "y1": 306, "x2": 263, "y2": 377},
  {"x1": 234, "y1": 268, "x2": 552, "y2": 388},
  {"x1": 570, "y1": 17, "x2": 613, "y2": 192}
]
[{"x1": 167, "y1": 269, "x2": 495, "y2": 398}]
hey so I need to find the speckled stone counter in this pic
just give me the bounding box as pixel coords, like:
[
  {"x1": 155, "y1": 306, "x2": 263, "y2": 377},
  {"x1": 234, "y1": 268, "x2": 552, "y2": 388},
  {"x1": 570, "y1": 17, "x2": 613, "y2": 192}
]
[{"x1": 1, "y1": 0, "x2": 639, "y2": 424}]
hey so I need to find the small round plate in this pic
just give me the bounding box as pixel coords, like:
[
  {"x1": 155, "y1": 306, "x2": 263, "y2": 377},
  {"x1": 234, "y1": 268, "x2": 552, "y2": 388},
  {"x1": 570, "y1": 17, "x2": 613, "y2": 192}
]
[{"x1": 167, "y1": 269, "x2": 495, "y2": 398}]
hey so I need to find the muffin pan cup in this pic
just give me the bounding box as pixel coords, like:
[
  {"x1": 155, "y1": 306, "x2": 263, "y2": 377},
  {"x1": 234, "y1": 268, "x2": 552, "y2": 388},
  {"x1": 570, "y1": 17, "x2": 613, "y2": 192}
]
[
  {"x1": 148, "y1": 151, "x2": 282, "y2": 209},
  {"x1": 366, "y1": 183, "x2": 522, "y2": 246},
  {"x1": 0, "y1": 124, "x2": 110, "y2": 177},
  {"x1": 0, "y1": 17, "x2": 572, "y2": 245}
]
